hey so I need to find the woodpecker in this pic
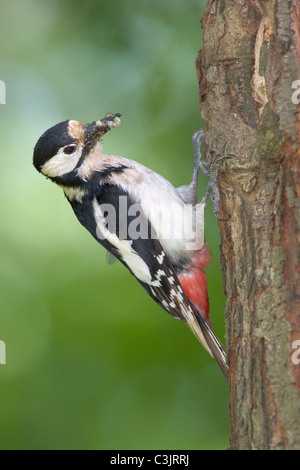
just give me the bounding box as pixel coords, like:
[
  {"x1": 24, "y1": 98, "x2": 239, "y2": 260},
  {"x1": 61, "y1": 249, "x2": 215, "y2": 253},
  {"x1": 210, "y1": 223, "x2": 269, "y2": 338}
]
[{"x1": 33, "y1": 113, "x2": 229, "y2": 381}]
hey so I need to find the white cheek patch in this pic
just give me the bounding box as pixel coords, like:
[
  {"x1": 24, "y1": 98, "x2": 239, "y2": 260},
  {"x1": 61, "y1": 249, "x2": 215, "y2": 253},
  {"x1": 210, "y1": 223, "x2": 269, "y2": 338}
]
[{"x1": 41, "y1": 147, "x2": 82, "y2": 178}]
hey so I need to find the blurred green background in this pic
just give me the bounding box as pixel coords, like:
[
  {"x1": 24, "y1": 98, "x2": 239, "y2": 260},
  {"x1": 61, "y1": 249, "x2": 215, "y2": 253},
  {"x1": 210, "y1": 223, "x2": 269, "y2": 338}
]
[{"x1": 0, "y1": 0, "x2": 229, "y2": 450}]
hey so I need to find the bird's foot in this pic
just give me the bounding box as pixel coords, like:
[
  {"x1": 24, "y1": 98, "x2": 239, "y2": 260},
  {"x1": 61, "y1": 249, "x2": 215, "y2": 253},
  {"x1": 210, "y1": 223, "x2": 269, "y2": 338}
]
[{"x1": 200, "y1": 154, "x2": 230, "y2": 221}]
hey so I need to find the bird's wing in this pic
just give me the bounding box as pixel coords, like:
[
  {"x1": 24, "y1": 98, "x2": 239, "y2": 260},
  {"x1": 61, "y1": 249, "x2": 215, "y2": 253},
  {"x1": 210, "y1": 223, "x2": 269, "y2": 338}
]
[{"x1": 93, "y1": 184, "x2": 186, "y2": 314}]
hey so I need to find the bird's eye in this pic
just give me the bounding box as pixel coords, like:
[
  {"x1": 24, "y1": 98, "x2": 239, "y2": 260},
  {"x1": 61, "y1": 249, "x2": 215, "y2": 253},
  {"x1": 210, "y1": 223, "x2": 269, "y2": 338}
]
[{"x1": 63, "y1": 145, "x2": 76, "y2": 155}]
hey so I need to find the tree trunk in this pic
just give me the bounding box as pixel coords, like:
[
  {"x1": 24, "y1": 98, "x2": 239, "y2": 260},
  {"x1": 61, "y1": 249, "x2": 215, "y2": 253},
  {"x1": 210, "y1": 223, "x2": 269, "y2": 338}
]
[{"x1": 196, "y1": 0, "x2": 300, "y2": 450}]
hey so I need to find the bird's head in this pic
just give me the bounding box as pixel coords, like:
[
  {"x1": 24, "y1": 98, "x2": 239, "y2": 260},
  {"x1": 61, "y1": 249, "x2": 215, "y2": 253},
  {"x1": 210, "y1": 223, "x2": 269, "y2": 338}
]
[{"x1": 33, "y1": 114, "x2": 121, "y2": 180}]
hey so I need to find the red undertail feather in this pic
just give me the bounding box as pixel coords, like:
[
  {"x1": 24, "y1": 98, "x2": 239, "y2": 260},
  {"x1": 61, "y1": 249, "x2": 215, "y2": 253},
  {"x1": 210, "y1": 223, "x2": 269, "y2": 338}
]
[{"x1": 178, "y1": 244, "x2": 212, "y2": 327}]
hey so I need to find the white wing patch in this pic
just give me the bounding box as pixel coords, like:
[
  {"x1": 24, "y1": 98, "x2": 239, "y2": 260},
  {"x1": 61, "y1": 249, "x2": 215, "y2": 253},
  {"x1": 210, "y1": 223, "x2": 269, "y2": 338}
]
[{"x1": 93, "y1": 199, "x2": 155, "y2": 284}]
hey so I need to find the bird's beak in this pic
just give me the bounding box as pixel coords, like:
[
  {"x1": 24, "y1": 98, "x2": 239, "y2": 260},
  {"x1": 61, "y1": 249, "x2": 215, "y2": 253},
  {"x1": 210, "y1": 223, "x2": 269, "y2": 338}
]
[{"x1": 84, "y1": 113, "x2": 121, "y2": 147}]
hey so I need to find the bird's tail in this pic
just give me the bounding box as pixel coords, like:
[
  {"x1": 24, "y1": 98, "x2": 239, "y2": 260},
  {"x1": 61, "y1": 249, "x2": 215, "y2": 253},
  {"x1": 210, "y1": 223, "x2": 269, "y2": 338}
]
[{"x1": 186, "y1": 308, "x2": 229, "y2": 383}]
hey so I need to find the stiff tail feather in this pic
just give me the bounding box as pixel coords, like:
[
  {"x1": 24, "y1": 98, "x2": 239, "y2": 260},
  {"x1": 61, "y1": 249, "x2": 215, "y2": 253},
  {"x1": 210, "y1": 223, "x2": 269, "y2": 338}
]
[{"x1": 186, "y1": 308, "x2": 229, "y2": 383}]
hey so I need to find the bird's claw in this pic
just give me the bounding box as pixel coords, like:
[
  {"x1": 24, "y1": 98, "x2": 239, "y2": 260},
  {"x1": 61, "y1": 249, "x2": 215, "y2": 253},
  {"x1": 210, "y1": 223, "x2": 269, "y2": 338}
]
[
  {"x1": 192, "y1": 130, "x2": 230, "y2": 221},
  {"x1": 208, "y1": 154, "x2": 231, "y2": 172},
  {"x1": 201, "y1": 178, "x2": 226, "y2": 221}
]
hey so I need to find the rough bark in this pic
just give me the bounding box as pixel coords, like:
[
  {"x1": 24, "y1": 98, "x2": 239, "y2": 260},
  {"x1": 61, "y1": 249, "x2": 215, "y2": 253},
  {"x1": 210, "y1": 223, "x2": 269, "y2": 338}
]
[{"x1": 196, "y1": 0, "x2": 300, "y2": 450}]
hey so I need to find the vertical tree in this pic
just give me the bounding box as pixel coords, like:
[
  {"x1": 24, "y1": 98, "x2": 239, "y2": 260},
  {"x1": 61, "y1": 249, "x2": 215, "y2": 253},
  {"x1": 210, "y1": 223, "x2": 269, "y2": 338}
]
[{"x1": 196, "y1": 0, "x2": 300, "y2": 449}]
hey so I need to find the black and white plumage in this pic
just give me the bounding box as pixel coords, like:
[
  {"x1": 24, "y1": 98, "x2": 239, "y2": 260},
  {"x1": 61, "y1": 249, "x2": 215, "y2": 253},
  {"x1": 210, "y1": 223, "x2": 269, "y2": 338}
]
[{"x1": 33, "y1": 114, "x2": 229, "y2": 380}]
